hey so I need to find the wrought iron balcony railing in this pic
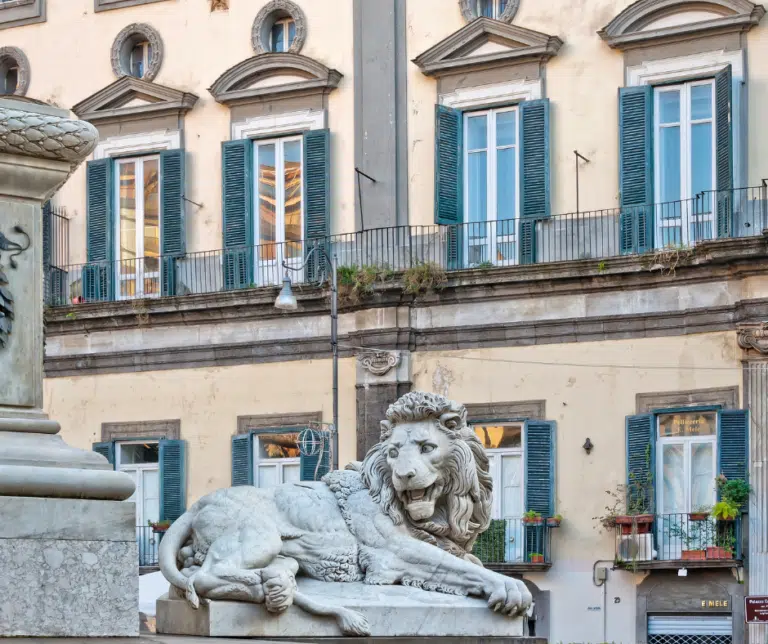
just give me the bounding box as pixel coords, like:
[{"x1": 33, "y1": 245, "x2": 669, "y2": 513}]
[
  {"x1": 136, "y1": 525, "x2": 162, "y2": 568},
  {"x1": 46, "y1": 186, "x2": 768, "y2": 307},
  {"x1": 472, "y1": 518, "x2": 553, "y2": 569}
]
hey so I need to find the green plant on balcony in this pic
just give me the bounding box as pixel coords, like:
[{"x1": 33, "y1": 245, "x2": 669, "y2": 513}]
[
  {"x1": 402, "y1": 262, "x2": 447, "y2": 295},
  {"x1": 712, "y1": 501, "x2": 739, "y2": 521},
  {"x1": 716, "y1": 474, "x2": 752, "y2": 509},
  {"x1": 336, "y1": 264, "x2": 393, "y2": 305},
  {"x1": 522, "y1": 510, "x2": 543, "y2": 526},
  {"x1": 528, "y1": 552, "x2": 545, "y2": 564},
  {"x1": 472, "y1": 518, "x2": 506, "y2": 564},
  {"x1": 149, "y1": 519, "x2": 171, "y2": 533}
]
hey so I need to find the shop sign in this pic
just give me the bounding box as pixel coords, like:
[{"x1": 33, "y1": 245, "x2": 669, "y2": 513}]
[{"x1": 746, "y1": 596, "x2": 768, "y2": 623}]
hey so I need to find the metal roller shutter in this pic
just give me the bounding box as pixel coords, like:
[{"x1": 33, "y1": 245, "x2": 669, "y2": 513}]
[{"x1": 648, "y1": 615, "x2": 732, "y2": 644}]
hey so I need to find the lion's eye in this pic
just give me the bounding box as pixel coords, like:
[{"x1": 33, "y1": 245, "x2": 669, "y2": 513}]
[
  {"x1": 421, "y1": 444, "x2": 436, "y2": 454},
  {"x1": 388, "y1": 448, "x2": 399, "y2": 459}
]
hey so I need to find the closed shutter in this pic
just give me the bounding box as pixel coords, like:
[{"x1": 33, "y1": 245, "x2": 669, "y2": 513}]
[
  {"x1": 524, "y1": 420, "x2": 555, "y2": 516},
  {"x1": 159, "y1": 439, "x2": 186, "y2": 522},
  {"x1": 303, "y1": 129, "x2": 331, "y2": 280},
  {"x1": 648, "y1": 614, "x2": 732, "y2": 643},
  {"x1": 519, "y1": 99, "x2": 551, "y2": 265},
  {"x1": 92, "y1": 441, "x2": 115, "y2": 469},
  {"x1": 222, "y1": 139, "x2": 253, "y2": 290},
  {"x1": 434, "y1": 105, "x2": 463, "y2": 269},
  {"x1": 718, "y1": 409, "x2": 748, "y2": 483},
  {"x1": 85, "y1": 159, "x2": 114, "y2": 301},
  {"x1": 715, "y1": 65, "x2": 733, "y2": 238},
  {"x1": 160, "y1": 149, "x2": 185, "y2": 296},
  {"x1": 626, "y1": 414, "x2": 655, "y2": 513},
  {"x1": 300, "y1": 446, "x2": 330, "y2": 482},
  {"x1": 619, "y1": 85, "x2": 654, "y2": 255},
  {"x1": 231, "y1": 433, "x2": 253, "y2": 486}
]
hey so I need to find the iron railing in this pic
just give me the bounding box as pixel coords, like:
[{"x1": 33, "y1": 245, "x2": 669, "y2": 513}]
[
  {"x1": 472, "y1": 518, "x2": 553, "y2": 566},
  {"x1": 614, "y1": 513, "x2": 742, "y2": 565},
  {"x1": 46, "y1": 186, "x2": 768, "y2": 307},
  {"x1": 136, "y1": 525, "x2": 163, "y2": 567},
  {"x1": 42, "y1": 203, "x2": 69, "y2": 306}
]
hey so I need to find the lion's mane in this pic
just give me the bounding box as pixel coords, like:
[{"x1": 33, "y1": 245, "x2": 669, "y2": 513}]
[{"x1": 360, "y1": 392, "x2": 493, "y2": 556}]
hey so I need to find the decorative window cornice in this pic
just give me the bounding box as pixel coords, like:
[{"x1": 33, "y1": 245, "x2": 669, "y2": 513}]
[
  {"x1": 252, "y1": 0, "x2": 308, "y2": 55},
  {"x1": 459, "y1": 0, "x2": 520, "y2": 23},
  {"x1": 738, "y1": 322, "x2": 768, "y2": 355},
  {"x1": 209, "y1": 53, "x2": 342, "y2": 107},
  {"x1": 0, "y1": 46, "x2": 30, "y2": 96},
  {"x1": 413, "y1": 17, "x2": 562, "y2": 78},
  {"x1": 110, "y1": 23, "x2": 164, "y2": 82},
  {"x1": 0, "y1": 0, "x2": 44, "y2": 30},
  {"x1": 95, "y1": 0, "x2": 171, "y2": 12},
  {"x1": 599, "y1": 0, "x2": 765, "y2": 50}
]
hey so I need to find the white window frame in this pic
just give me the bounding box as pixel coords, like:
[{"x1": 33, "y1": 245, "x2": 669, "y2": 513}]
[
  {"x1": 116, "y1": 440, "x2": 160, "y2": 527},
  {"x1": 654, "y1": 80, "x2": 717, "y2": 247},
  {"x1": 130, "y1": 40, "x2": 151, "y2": 79},
  {"x1": 114, "y1": 154, "x2": 162, "y2": 300},
  {"x1": 476, "y1": 0, "x2": 507, "y2": 19},
  {"x1": 252, "y1": 433, "x2": 301, "y2": 488},
  {"x1": 463, "y1": 106, "x2": 520, "y2": 268},
  {"x1": 270, "y1": 17, "x2": 295, "y2": 53}
]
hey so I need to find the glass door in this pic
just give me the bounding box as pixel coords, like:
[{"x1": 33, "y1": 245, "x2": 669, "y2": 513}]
[
  {"x1": 253, "y1": 432, "x2": 301, "y2": 487},
  {"x1": 118, "y1": 442, "x2": 160, "y2": 565}
]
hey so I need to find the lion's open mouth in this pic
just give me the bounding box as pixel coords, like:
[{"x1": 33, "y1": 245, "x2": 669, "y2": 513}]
[
  {"x1": 404, "y1": 484, "x2": 437, "y2": 505},
  {"x1": 400, "y1": 483, "x2": 441, "y2": 520}
]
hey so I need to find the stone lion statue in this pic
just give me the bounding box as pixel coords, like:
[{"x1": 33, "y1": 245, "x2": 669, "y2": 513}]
[{"x1": 159, "y1": 391, "x2": 532, "y2": 636}]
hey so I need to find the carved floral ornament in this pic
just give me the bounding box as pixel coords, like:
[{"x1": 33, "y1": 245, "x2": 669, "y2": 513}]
[
  {"x1": 357, "y1": 350, "x2": 401, "y2": 377},
  {"x1": 737, "y1": 322, "x2": 768, "y2": 355}
]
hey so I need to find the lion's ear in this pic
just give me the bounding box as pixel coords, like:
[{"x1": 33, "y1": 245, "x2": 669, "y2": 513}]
[
  {"x1": 380, "y1": 420, "x2": 392, "y2": 439},
  {"x1": 439, "y1": 412, "x2": 462, "y2": 432}
]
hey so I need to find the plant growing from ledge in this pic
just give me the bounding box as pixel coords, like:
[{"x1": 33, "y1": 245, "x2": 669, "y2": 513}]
[
  {"x1": 402, "y1": 262, "x2": 447, "y2": 295},
  {"x1": 522, "y1": 510, "x2": 543, "y2": 526},
  {"x1": 336, "y1": 264, "x2": 393, "y2": 305}
]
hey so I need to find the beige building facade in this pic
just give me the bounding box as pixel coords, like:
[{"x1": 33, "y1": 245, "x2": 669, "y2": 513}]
[{"x1": 3, "y1": 0, "x2": 766, "y2": 641}]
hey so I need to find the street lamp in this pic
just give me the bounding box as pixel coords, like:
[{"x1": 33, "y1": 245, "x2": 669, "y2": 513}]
[{"x1": 274, "y1": 244, "x2": 338, "y2": 470}]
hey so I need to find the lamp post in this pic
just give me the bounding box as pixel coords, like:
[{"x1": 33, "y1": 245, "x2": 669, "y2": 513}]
[{"x1": 275, "y1": 244, "x2": 339, "y2": 470}]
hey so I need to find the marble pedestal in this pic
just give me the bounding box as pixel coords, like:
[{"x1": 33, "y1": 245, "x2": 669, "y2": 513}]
[{"x1": 157, "y1": 579, "x2": 525, "y2": 638}]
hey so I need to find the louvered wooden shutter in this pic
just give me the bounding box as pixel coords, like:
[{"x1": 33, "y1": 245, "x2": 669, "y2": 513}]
[
  {"x1": 300, "y1": 445, "x2": 330, "y2": 481},
  {"x1": 626, "y1": 414, "x2": 655, "y2": 514},
  {"x1": 718, "y1": 410, "x2": 748, "y2": 482},
  {"x1": 222, "y1": 140, "x2": 253, "y2": 290},
  {"x1": 525, "y1": 420, "x2": 555, "y2": 516},
  {"x1": 434, "y1": 106, "x2": 463, "y2": 269},
  {"x1": 715, "y1": 65, "x2": 733, "y2": 238},
  {"x1": 85, "y1": 159, "x2": 114, "y2": 301},
  {"x1": 619, "y1": 86, "x2": 653, "y2": 255},
  {"x1": 519, "y1": 99, "x2": 551, "y2": 265},
  {"x1": 160, "y1": 149, "x2": 185, "y2": 296},
  {"x1": 159, "y1": 439, "x2": 186, "y2": 522},
  {"x1": 92, "y1": 441, "x2": 115, "y2": 469},
  {"x1": 303, "y1": 129, "x2": 330, "y2": 280},
  {"x1": 231, "y1": 433, "x2": 253, "y2": 486}
]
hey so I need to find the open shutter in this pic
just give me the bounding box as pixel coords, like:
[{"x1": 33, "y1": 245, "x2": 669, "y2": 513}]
[
  {"x1": 222, "y1": 139, "x2": 253, "y2": 290},
  {"x1": 626, "y1": 414, "x2": 655, "y2": 514},
  {"x1": 160, "y1": 149, "x2": 185, "y2": 296},
  {"x1": 519, "y1": 99, "x2": 551, "y2": 265},
  {"x1": 619, "y1": 86, "x2": 653, "y2": 255},
  {"x1": 159, "y1": 439, "x2": 186, "y2": 522},
  {"x1": 85, "y1": 159, "x2": 114, "y2": 301},
  {"x1": 434, "y1": 105, "x2": 463, "y2": 269},
  {"x1": 231, "y1": 433, "x2": 253, "y2": 486},
  {"x1": 525, "y1": 420, "x2": 555, "y2": 516},
  {"x1": 303, "y1": 129, "x2": 330, "y2": 281},
  {"x1": 92, "y1": 441, "x2": 115, "y2": 469},
  {"x1": 718, "y1": 410, "x2": 748, "y2": 482},
  {"x1": 300, "y1": 446, "x2": 330, "y2": 482},
  {"x1": 715, "y1": 65, "x2": 733, "y2": 238}
]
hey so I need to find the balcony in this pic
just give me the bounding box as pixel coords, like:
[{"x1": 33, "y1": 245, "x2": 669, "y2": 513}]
[
  {"x1": 613, "y1": 513, "x2": 743, "y2": 571},
  {"x1": 472, "y1": 518, "x2": 553, "y2": 573},
  {"x1": 137, "y1": 525, "x2": 162, "y2": 570},
  {"x1": 45, "y1": 186, "x2": 768, "y2": 307}
]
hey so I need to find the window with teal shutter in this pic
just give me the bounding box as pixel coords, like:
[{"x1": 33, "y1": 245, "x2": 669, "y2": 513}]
[
  {"x1": 625, "y1": 414, "x2": 655, "y2": 513},
  {"x1": 519, "y1": 99, "x2": 551, "y2": 265},
  {"x1": 717, "y1": 409, "x2": 748, "y2": 482},
  {"x1": 159, "y1": 439, "x2": 186, "y2": 522},
  {"x1": 303, "y1": 129, "x2": 330, "y2": 281},
  {"x1": 222, "y1": 139, "x2": 253, "y2": 290},
  {"x1": 524, "y1": 420, "x2": 555, "y2": 517},
  {"x1": 85, "y1": 159, "x2": 114, "y2": 302},
  {"x1": 160, "y1": 149, "x2": 185, "y2": 296},
  {"x1": 434, "y1": 105, "x2": 463, "y2": 269},
  {"x1": 92, "y1": 441, "x2": 115, "y2": 468},
  {"x1": 619, "y1": 86, "x2": 653, "y2": 255},
  {"x1": 231, "y1": 433, "x2": 253, "y2": 486},
  {"x1": 715, "y1": 65, "x2": 733, "y2": 238},
  {"x1": 300, "y1": 446, "x2": 330, "y2": 482}
]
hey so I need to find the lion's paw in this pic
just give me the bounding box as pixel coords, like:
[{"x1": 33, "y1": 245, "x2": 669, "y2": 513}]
[
  {"x1": 337, "y1": 608, "x2": 371, "y2": 636},
  {"x1": 487, "y1": 577, "x2": 530, "y2": 617},
  {"x1": 263, "y1": 571, "x2": 297, "y2": 613}
]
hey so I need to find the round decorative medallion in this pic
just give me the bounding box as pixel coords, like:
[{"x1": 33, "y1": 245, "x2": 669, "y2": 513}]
[
  {"x1": 0, "y1": 47, "x2": 30, "y2": 97},
  {"x1": 252, "y1": 0, "x2": 307, "y2": 55},
  {"x1": 110, "y1": 23, "x2": 164, "y2": 82},
  {"x1": 459, "y1": 0, "x2": 520, "y2": 23}
]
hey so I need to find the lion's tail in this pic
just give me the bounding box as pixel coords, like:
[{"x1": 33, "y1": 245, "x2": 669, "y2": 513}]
[{"x1": 158, "y1": 512, "x2": 199, "y2": 607}]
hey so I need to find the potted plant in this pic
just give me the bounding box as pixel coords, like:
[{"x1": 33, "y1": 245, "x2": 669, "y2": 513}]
[
  {"x1": 711, "y1": 501, "x2": 739, "y2": 522},
  {"x1": 546, "y1": 514, "x2": 562, "y2": 528},
  {"x1": 528, "y1": 552, "x2": 545, "y2": 564},
  {"x1": 668, "y1": 519, "x2": 706, "y2": 560},
  {"x1": 522, "y1": 510, "x2": 544, "y2": 526},
  {"x1": 149, "y1": 520, "x2": 171, "y2": 533},
  {"x1": 706, "y1": 533, "x2": 735, "y2": 560},
  {"x1": 593, "y1": 482, "x2": 654, "y2": 534},
  {"x1": 689, "y1": 505, "x2": 711, "y2": 521}
]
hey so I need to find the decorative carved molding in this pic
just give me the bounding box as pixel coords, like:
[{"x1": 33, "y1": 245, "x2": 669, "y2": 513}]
[
  {"x1": 102, "y1": 419, "x2": 181, "y2": 442},
  {"x1": 413, "y1": 17, "x2": 563, "y2": 78},
  {"x1": 0, "y1": 0, "x2": 45, "y2": 30},
  {"x1": 636, "y1": 387, "x2": 739, "y2": 413},
  {"x1": 110, "y1": 23, "x2": 164, "y2": 82},
  {"x1": 358, "y1": 350, "x2": 400, "y2": 377},
  {"x1": 209, "y1": 53, "x2": 342, "y2": 107},
  {"x1": 465, "y1": 400, "x2": 546, "y2": 422},
  {"x1": 0, "y1": 47, "x2": 30, "y2": 97},
  {"x1": 210, "y1": 0, "x2": 228, "y2": 10},
  {"x1": 738, "y1": 322, "x2": 768, "y2": 355},
  {"x1": 459, "y1": 0, "x2": 520, "y2": 23},
  {"x1": 252, "y1": 0, "x2": 308, "y2": 55},
  {"x1": 0, "y1": 225, "x2": 29, "y2": 349},
  {"x1": 599, "y1": 0, "x2": 765, "y2": 50},
  {"x1": 95, "y1": 0, "x2": 169, "y2": 12},
  {"x1": 237, "y1": 411, "x2": 322, "y2": 435}
]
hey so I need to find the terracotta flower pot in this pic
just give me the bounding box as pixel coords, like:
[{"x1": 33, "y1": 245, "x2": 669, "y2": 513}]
[
  {"x1": 616, "y1": 515, "x2": 653, "y2": 535},
  {"x1": 706, "y1": 546, "x2": 733, "y2": 560},
  {"x1": 529, "y1": 554, "x2": 545, "y2": 564},
  {"x1": 688, "y1": 512, "x2": 709, "y2": 521},
  {"x1": 522, "y1": 517, "x2": 544, "y2": 526},
  {"x1": 546, "y1": 518, "x2": 561, "y2": 528},
  {"x1": 681, "y1": 550, "x2": 706, "y2": 561}
]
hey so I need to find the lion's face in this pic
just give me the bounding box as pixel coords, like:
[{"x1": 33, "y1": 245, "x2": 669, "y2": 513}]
[{"x1": 383, "y1": 420, "x2": 451, "y2": 521}]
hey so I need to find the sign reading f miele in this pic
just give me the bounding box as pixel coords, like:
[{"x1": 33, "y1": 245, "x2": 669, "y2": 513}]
[{"x1": 746, "y1": 596, "x2": 768, "y2": 623}]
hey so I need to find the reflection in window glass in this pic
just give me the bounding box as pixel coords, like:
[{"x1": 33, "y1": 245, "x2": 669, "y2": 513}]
[
  {"x1": 473, "y1": 424, "x2": 522, "y2": 449},
  {"x1": 119, "y1": 443, "x2": 159, "y2": 465},
  {"x1": 258, "y1": 144, "x2": 277, "y2": 261},
  {"x1": 284, "y1": 140, "x2": 302, "y2": 259},
  {"x1": 257, "y1": 432, "x2": 300, "y2": 459},
  {"x1": 658, "y1": 412, "x2": 717, "y2": 437}
]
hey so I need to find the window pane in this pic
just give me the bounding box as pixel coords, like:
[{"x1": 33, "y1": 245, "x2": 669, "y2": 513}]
[
  {"x1": 288, "y1": 20, "x2": 296, "y2": 47},
  {"x1": 658, "y1": 412, "x2": 717, "y2": 437},
  {"x1": 119, "y1": 162, "x2": 137, "y2": 271},
  {"x1": 659, "y1": 90, "x2": 680, "y2": 124},
  {"x1": 142, "y1": 469, "x2": 160, "y2": 524},
  {"x1": 496, "y1": 110, "x2": 516, "y2": 147},
  {"x1": 130, "y1": 43, "x2": 145, "y2": 78},
  {"x1": 473, "y1": 424, "x2": 522, "y2": 449},
  {"x1": 283, "y1": 140, "x2": 302, "y2": 259},
  {"x1": 661, "y1": 443, "x2": 686, "y2": 514},
  {"x1": 143, "y1": 159, "x2": 160, "y2": 271},
  {"x1": 3, "y1": 67, "x2": 17, "y2": 95},
  {"x1": 271, "y1": 23, "x2": 284, "y2": 52},
  {"x1": 659, "y1": 126, "x2": 681, "y2": 202},
  {"x1": 660, "y1": 226, "x2": 682, "y2": 247},
  {"x1": 257, "y1": 464, "x2": 279, "y2": 488},
  {"x1": 477, "y1": 0, "x2": 493, "y2": 17},
  {"x1": 498, "y1": 0, "x2": 508, "y2": 14},
  {"x1": 691, "y1": 442, "x2": 714, "y2": 510},
  {"x1": 467, "y1": 115, "x2": 487, "y2": 151},
  {"x1": 119, "y1": 443, "x2": 159, "y2": 465},
  {"x1": 283, "y1": 463, "x2": 301, "y2": 484},
  {"x1": 691, "y1": 84, "x2": 712, "y2": 120},
  {"x1": 257, "y1": 433, "x2": 300, "y2": 459},
  {"x1": 691, "y1": 122, "x2": 713, "y2": 195},
  {"x1": 500, "y1": 454, "x2": 523, "y2": 519},
  {"x1": 258, "y1": 144, "x2": 277, "y2": 260},
  {"x1": 497, "y1": 147, "x2": 516, "y2": 221},
  {"x1": 467, "y1": 151, "x2": 487, "y2": 224},
  {"x1": 690, "y1": 220, "x2": 713, "y2": 242}
]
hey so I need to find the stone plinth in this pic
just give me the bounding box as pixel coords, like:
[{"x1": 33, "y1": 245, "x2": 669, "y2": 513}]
[{"x1": 157, "y1": 579, "x2": 525, "y2": 638}]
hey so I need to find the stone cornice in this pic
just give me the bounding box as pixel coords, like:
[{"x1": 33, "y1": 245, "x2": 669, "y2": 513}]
[
  {"x1": 599, "y1": 0, "x2": 765, "y2": 50},
  {"x1": 413, "y1": 17, "x2": 563, "y2": 77},
  {"x1": 737, "y1": 321, "x2": 768, "y2": 354},
  {"x1": 208, "y1": 53, "x2": 342, "y2": 107}
]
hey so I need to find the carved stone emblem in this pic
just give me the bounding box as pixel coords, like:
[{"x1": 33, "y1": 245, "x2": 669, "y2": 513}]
[
  {"x1": 737, "y1": 322, "x2": 768, "y2": 355},
  {"x1": 0, "y1": 225, "x2": 30, "y2": 349},
  {"x1": 358, "y1": 350, "x2": 400, "y2": 376}
]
